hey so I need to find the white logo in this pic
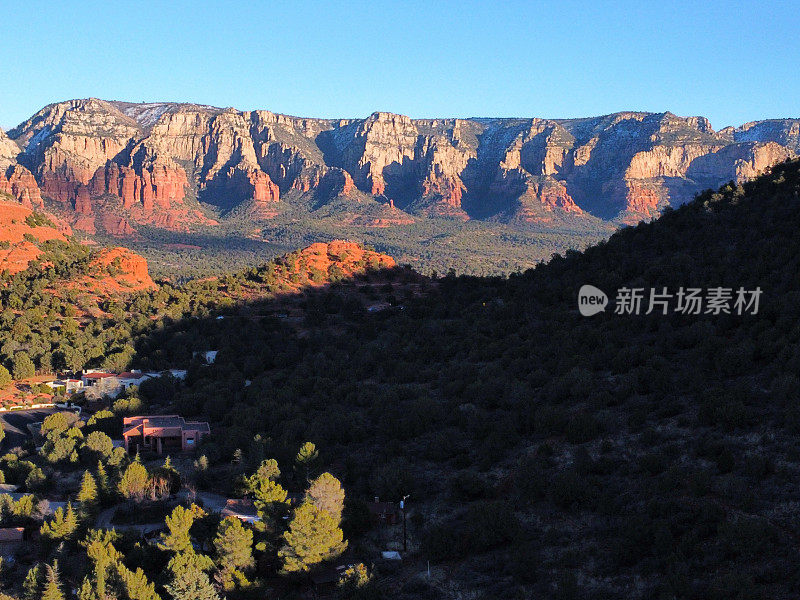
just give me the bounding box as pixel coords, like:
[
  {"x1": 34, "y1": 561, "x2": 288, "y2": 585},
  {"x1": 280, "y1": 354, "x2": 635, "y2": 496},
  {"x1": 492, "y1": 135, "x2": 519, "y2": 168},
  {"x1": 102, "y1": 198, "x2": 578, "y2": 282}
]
[{"x1": 578, "y1": 285, "x2": 608, "y2": 316}]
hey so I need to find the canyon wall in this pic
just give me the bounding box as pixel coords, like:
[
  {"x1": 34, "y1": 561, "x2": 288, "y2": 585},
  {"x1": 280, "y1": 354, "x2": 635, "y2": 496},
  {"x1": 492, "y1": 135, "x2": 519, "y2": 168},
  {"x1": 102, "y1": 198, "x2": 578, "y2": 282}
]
[{"x1": 2, "y1": 99, "x2": 797, "y2": 233}]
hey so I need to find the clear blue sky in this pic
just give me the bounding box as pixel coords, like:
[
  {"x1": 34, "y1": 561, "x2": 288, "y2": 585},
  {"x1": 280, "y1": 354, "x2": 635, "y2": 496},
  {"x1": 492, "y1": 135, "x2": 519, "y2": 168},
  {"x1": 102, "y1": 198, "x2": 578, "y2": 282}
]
[{"x1": 3, "y1": 0, "x2": 798, "y2": 131}]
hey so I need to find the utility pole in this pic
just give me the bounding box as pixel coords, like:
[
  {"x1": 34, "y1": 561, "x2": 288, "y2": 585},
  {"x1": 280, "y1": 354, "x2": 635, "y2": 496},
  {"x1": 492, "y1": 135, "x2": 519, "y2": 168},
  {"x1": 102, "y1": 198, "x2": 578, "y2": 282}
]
[{"x1": 401, "y1": 494, "x2": 410, "y2": 553}]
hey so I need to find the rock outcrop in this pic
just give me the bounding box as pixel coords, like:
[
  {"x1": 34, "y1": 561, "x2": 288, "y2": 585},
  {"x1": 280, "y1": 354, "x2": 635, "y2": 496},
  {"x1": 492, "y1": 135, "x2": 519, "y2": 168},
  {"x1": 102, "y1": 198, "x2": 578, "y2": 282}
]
[
  {"x1": 279, "y1": 240, "x2": 396, "y2": 288},
  {"x1": 88, "y1": 246, "x2": 155, "y2": 291},
  {"x1": 4, "y1": 99, "x2": 799, "y2": 228},
  {"x1": 0, "y1": 129, "x2": 42, "y2": 208},
  {"x1": 0, "y1": 197, "x2": 70, "y2": 273},
  {"x1": 0, "y1": 165, "x2": 43, "y2": 208}
]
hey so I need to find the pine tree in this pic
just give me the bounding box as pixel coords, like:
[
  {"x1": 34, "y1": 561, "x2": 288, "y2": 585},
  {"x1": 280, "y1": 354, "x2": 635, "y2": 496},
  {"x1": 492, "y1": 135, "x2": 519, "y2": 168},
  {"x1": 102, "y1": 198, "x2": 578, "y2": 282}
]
[
  {"x1": 214, "y1": 516, "x2": 255, "y2": 570},
  {"x1": 40, "y1": 503, "x2": 78, "y2": 544},
  {"x1": 246, "y1": 461, "x2": 288, "y2": 525},
  {"x1": 254, "y1": 458, "x2": 280, "y2": 481},
  {"x1": 95, "y1": 461, "x2": 110, "y2": 502},
  {"x1": 252, "y1": 479, "x2": 288, "y2": 515},
  {"x1": 0, "y1": 365, "x2": 11, "y2": 389},
  {"x1": 84, "y1": 431, "x2": 114, "y2": 460},
  {"x1": 164, "y1": 553, "x2": 220, "y2": 600},
  {"x1": 80, "y1": 529, "x2": 160, "y2": 600},
  {"x1": 22, "y1": 563, "x2": 43, "y2": 600},
  {"x1": 65, "y1": 502, "x2": 77, "y2": 535},
  {"x1": 160, "y1": 505, "x2": 199, "y2": 554},
  {"x1": 77, "y1": 577, "x2": 98, "y2": 600},
  {"x1": 295, "y1": 442, "x2": 319, "y2": 481},
  {"x1": 213, "y1": 516, "x2": 254, "y2": 590},
  {"x1": 81, "y1": 529, "x2": 122, "y2": 600},
  {"x1": 41, "y1": 561, "x2": 64, "y2": 600},
  {"x1": 77, "y1": 470, "x2": 99, "y2": 518},
  {"x1": 306, "y1": 472, "x2": 345, "y2": 524},
  {"x1": 12, "y1": 351, "x2": 35, "y2": 380},
  {"x1": 118, "y1": 460, "x2": 149, "y2": 502},
  {"x1": 117, "y1": 565, "x2": 161, "y2": 600},
  {"x1": 279, "y1": 501, "x2": 347, "y2": 573}
]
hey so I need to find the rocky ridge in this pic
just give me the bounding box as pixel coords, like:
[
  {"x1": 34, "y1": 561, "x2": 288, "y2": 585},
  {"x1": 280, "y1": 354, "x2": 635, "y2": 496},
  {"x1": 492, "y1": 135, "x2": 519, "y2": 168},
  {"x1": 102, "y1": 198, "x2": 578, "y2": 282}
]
[
  {"x1": 0, "y1": 191, "x2": 155, "y2": 294},
  {"x1": 2, "y1": 99, "x2": 798, "y2": 233},
  {"x1": 0, "y1": 196, "x2": 69, "y2": 273}
]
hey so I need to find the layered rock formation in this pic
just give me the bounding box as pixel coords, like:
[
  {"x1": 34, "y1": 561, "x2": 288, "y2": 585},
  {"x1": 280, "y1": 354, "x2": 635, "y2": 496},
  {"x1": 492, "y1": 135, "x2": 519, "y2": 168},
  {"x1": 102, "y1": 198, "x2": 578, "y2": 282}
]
[
  {"x1": 2, "y1": 99, "x2": 798, "y2": 231},
  {"x1": 0, "y1": 129, "x2": 42, "y2": 208}
]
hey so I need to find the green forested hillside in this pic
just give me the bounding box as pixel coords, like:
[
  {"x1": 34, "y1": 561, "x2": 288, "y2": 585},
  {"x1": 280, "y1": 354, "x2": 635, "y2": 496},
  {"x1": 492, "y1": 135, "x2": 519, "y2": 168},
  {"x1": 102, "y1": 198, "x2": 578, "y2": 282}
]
[
  {"x1": 131, "y1": 159, "x2": 800, "y2": 599},
  {"x1": 1, "y1": 160, "x2": 800, "y2": 599}
]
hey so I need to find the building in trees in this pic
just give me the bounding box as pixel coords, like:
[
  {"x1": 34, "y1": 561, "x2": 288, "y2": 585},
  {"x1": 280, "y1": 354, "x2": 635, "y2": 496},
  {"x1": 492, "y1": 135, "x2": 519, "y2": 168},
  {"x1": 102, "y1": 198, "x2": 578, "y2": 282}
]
[
  {"x1": 221, "y1": 498, "x2": 260, "y2": 524},
  {"x1": 122, "y1": 415, "x2": 210, "y2": 454}
]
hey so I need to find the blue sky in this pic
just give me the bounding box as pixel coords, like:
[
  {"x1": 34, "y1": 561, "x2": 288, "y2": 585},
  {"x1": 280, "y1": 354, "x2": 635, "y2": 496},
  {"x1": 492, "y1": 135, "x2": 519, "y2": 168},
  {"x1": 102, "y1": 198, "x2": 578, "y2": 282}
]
[{"x1": 2, "y1": 0, "x2": 798, "y2": 130}]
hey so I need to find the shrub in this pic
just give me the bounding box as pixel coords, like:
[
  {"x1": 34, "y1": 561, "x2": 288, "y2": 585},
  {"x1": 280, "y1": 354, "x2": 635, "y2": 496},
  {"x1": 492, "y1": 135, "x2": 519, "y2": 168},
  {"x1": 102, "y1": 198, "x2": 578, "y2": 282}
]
[
  {"x1": 449, "y1": 471, "x2": 493, "y2": 501},
  {"x1": 550, "y1": 470, "x2": 596, "y2": 510},
  {"x1": 565, "y1": 413, "x2": 603, "y2": 444}
]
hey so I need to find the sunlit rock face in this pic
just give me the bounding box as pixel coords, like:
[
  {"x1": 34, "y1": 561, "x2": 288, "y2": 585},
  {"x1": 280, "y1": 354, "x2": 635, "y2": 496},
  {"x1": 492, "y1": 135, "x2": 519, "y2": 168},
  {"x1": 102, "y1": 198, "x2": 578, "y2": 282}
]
[{"x1": 3, "y1": 99, "x2": 798, "y2": 232}]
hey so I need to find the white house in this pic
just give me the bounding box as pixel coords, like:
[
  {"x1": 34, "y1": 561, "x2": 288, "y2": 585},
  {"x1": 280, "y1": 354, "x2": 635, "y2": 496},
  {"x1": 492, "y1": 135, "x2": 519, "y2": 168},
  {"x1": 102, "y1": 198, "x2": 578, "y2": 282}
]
[
  {"x1": 64, "y1": 379, "x2": 84, "y2": 393},
  {"x1": 116, "y1": 371, "x2": 155, "y2": 391},
  {"x1": 44, "y1": 380, "x2": 66, "y2": 392},
  {"x1": 81, "y1": 372, "x2": 116, "y2": 388},
  {"x1": 44, "y1": 379, "x2": 83, "y2": 394}
]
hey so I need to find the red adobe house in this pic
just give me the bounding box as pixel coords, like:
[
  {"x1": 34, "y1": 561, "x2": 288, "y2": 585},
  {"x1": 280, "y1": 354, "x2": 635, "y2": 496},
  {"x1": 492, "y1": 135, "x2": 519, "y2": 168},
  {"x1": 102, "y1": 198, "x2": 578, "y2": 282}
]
[{"x1": 122, "y1": 416, "x2": 210, "y2": 454}]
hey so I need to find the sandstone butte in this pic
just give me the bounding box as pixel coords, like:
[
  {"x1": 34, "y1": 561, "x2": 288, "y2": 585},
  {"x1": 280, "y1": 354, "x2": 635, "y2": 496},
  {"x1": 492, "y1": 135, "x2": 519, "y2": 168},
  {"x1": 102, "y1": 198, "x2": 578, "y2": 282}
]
[
  {"x1": 286, "y1": 240, "x2": 395, "y2": 280},
  {"x1": 0, "y1": 197, "x2": 69, "y2": 274},
  {"x1": 85, "y1": 246, "x2": 156, "y2": 292},
  {"x1": 0, "y1": 193, "x2": 155, "y2": 293},
  {"x1": 195, "y1": 240, "x2": 396, "y2": 301},
  {"x1": 1, "y1": 99, "x2": 797, "y2": 235},
  {"x1": 247, "y1": 240, "x2": 396, "y2": 295}
]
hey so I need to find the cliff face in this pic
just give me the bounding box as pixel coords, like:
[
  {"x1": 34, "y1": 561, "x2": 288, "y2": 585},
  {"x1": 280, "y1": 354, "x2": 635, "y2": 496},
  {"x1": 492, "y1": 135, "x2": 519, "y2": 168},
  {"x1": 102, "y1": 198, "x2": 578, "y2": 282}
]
[
  {"x1": 0, "y1": 128, "x2": 42, "y2": 208},
  {"x1": 4, "y1": 99, "x2": 798, "y2": 231}
]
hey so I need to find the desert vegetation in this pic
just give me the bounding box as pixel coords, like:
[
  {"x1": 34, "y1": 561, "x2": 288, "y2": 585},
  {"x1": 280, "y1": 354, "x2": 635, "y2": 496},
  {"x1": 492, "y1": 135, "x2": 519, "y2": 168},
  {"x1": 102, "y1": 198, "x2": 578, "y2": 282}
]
[{"x1": 0, "y1": 160, "x2": 800, "y2": 597}]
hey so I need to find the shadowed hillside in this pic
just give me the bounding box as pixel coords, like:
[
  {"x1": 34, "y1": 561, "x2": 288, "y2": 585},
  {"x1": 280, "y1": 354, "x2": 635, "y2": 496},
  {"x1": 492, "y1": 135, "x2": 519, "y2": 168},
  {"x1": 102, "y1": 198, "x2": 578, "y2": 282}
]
[
  {"x1": 1, "y1": 161, "x2": 799, "y2": 598},
  {"x1": 122, "y1": 159, "x2": 800, "y2": 598}
]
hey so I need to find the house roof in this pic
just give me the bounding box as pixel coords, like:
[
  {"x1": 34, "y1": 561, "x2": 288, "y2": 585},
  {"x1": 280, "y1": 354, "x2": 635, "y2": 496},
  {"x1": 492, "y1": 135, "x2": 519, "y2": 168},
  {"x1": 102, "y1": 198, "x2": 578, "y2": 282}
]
[
  {"x1": 0, "y1": 528, "x2": 23, "y2": 542},
  {"x1": 310, "y1": 563, "x2": 353, "y2": 586},
  {"x1": 117, "y1": 372, "x2": 141, "y2": 379},
  {"x1": 122, "y1": 424, "x2": 144, "y2": 436},
  {"x1": 186, "y1": 421, "x2": 211, "y2": 433},
  {"x1": 222, "y1": 498, "x2": 258, "y2": 517},
  {"x1": 122, "y1": 415, "x2": 210, "y2": 435},
  {"x1": 82, "y1": 372, "x2": 115, "y2": 379}
]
